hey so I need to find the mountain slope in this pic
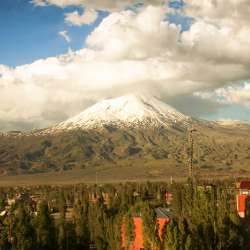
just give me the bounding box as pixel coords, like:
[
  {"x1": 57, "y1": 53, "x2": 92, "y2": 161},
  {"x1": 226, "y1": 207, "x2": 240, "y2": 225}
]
[{"x1": 1, "y1": 94, "x2": 250, "y2": 176}]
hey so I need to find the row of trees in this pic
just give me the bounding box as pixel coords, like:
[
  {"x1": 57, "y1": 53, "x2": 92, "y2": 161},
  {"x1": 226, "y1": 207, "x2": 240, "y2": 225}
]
[
  {"x1": 0, "y1": 180, "x2": 249, "y2": 250},
  {"x1": 164, "y1": 180, "x2": 246, "y2": 250}
]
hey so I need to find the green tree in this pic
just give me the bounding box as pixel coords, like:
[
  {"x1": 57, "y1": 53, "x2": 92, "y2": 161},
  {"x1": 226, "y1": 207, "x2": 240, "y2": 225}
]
[
  {"x1": 34, "y1": 201, "x2": 56, "y2": 250},
  {"x1": 12, "y1": 204, "x2": 35, "y2": 250},
  {"x1": 0, "y1": 218, "x2": 11, "y2": 250},
  {"x1": 73, "y1": 199, "x2": 90, "y2": 249},
  {"x1": 142, "y1": 203, "x2": 160, "y2": 250}
]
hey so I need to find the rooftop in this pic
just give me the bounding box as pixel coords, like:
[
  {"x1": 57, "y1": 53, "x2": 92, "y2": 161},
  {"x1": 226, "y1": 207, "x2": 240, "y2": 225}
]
[
  {"x1": 155, "y1": 207, "x2": 172, "y2": 218},
  {"x1": 237, "y1": 181, "x2": 250, "y2": 189}
]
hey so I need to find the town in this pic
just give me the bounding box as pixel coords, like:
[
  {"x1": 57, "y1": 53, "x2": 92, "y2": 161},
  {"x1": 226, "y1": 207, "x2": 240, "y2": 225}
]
[{"x1": 0, "y1": 179, "x2": 249, "y2": 250}]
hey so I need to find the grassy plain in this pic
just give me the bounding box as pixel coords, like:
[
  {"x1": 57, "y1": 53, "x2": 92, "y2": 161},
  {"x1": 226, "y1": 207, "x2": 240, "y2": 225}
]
[{"x1": 0, "y1": 159, "x2": 249, "y2": 186}]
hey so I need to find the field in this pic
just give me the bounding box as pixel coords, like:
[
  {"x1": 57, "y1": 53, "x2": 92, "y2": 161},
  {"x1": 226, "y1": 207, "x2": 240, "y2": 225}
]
[{"x1": 0, "y1": 159, "x2": 249, "y2": 186}]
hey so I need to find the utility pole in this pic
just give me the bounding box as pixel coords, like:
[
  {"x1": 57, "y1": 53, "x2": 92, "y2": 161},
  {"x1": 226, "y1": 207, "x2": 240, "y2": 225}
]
[
  {"x1": 95, "y1": 168, "x2": 98, "y2": 185},
  {"x1": 188, "y1": 127, "x2": 197, "y2": 179}
]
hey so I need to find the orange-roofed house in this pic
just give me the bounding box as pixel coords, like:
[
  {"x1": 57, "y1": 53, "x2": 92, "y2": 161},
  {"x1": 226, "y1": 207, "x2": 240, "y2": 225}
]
[
  {"x1": 236, "y1": 181, "x2": 250, "y2": 218},
  {"x1": 121, "y1": 208, "x2": 171, "y2": 250}
]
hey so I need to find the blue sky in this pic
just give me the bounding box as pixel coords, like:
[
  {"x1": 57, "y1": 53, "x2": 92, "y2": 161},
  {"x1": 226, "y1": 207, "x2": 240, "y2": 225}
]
[
  {"x1": 205, "y1": 105, "x2": 250, "y2": 122},
  {"x1": 0, "y1": 0, "x2": 187, "y2": 67},
  {"x1": 0, "y1": 0, "x2": 108, "y2": 67}
]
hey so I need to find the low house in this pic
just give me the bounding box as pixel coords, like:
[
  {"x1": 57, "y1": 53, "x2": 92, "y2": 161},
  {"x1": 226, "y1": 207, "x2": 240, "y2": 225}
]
[
  {"x1": 165, "y1": 192, "x2": 173, "y2": 204},
  {"x1": 236, "y1": 181, "x2": 250, "y2": 218},
  {"x1": 89, "y1": 192, "x2": 110, "y2": 205}
]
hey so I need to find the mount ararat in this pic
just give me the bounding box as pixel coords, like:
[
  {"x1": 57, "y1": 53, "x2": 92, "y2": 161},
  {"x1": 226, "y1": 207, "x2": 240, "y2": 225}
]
[{"x1": 1, "y1": 94, "x2": 250, "y2": 176}]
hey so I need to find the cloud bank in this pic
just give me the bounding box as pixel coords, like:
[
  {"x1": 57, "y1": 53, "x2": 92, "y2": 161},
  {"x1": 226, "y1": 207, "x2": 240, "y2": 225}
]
[
  {"x1": 1, "y1": 1, "x2": 250, "y2": 130},
  {"x1": 195, "y1": 83, "x2": 250, "y2": 109},
  {"x1": 31, "y1": 0, "x2": 169, "y2": 11}
]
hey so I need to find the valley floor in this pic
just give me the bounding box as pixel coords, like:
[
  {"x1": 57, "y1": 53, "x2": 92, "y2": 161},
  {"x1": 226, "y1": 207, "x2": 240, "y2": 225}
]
[{"x1": 0, "y1": 162, "x2": 248, "y2": 186}]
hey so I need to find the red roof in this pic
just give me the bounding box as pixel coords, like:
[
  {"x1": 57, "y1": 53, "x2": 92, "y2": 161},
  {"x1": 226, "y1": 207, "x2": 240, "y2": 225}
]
[
  {"x1": 237, "y1": 194, "x2": 248, "y2": 213},
  {"x1": 237, "y1": 181, "x2": 250, "y2": 189},
  {"x1": 121, "y1": 216, "x2": 170, "y2": 250}
]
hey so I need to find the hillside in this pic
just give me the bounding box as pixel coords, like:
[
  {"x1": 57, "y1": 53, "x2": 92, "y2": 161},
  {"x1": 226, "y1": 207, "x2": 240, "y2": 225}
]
[{"x1": 1, "y1": 94, "x2": 250, "y2": 176}]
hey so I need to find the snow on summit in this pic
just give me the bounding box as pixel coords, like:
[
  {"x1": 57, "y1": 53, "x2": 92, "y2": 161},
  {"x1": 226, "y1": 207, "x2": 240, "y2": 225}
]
[{"x1": 48, "y1": 94, "x2": 190, "y2": 132}]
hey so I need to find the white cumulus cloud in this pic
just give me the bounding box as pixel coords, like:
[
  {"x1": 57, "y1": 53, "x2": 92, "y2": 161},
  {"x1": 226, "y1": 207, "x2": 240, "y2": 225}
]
[
  {"x1": 65, "y1": 8, "x2": 98, "y2": 26},
  {"x1": 58, "y1": 30, "x2": 71, "y2": 43},
  {"x1": 86, "y1": 6, "x2": 178, "y2": 59},
  {"x1": 196, "y1": 83, "x2": 250, "y2": 109},
  {"x1": 31, "y1": 0, "x2": 47, "y2": 6},
  {"x1": 31, "y1": 0, "x2": 169, "y2": 11}
]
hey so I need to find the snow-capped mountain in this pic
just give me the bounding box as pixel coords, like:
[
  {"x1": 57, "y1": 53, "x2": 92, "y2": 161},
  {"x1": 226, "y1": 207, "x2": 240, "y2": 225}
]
[
  {"x1": 48, "y1": 94, "x2": 190, "y2": 132},
  {"x1": 2, "y1": 94, "x2": 250, "y2": 176}
]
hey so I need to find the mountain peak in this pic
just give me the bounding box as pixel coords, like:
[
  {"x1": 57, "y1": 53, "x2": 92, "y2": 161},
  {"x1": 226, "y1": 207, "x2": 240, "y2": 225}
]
[{"x1": 47, "y1": 93, "x2": 190, "y2": 132}]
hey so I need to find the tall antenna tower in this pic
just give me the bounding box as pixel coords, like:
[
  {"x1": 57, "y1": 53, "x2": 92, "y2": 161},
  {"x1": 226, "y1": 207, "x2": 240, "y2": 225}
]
[{"x1": 188, "y1": 127, "x2": 197, "y2": 178}]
